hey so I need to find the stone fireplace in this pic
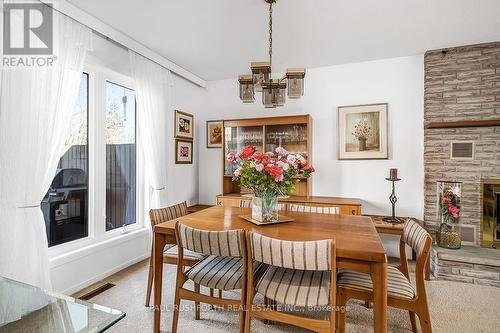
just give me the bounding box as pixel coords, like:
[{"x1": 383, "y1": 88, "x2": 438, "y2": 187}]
[
  {"x1": 424, "y1": 42, "x2": 500, "y2": 247},
  {"x1": 425, "y1": 42, "x2": 500, "y2": 286},
  {"x1": 482, "y1": 179, "x2": 500, "y2": 249}
]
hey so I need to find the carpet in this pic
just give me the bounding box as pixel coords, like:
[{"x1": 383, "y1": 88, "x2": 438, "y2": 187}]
[{"x1": 82, "y1": 259, "x2": 500, "y2": 333}]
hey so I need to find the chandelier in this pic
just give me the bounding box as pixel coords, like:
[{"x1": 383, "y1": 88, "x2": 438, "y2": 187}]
[{"x1": 238, "y1": 0, "x2": 305, "y2": 108}]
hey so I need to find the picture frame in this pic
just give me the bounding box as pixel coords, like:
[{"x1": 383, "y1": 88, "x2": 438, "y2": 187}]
[
  {"x1": 206, "y1": 120, "x2": 223, "y2": 148},
  {"x1": 338, "y1": 103, "x2": 388, "y2": 160},
  {"x1": 174, "y1": 110, "x2": 194, "y2": 140},
  {"x1": 175, "y1": 139, "x2": 193, "y2": 164}
]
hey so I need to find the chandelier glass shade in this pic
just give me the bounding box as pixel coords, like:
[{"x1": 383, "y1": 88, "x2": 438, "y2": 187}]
[{"x1": 238, "y1": 0, "x2": 305, "y2": 108}]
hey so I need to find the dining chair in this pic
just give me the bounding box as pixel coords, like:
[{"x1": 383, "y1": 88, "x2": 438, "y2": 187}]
[
  {"x1": 245, "y1": 232, "x2": 337, "y2": 333},
  {"x1": 288, "y1": 203, "x2": 340, "y2": 214},
  {"x1": 145, "y1": 201, "x2": 206, "y2": 307},
  {"x1": 172, "y1": 223, "x2": 267, "y2": 333},
  {"x1": 337, "y1": 219, "x2": 433, "y2": 333}
]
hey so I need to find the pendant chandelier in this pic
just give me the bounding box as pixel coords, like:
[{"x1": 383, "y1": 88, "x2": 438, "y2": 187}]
[{"x1": 238, "y1": 0, "x2": 305, "y2": 108}]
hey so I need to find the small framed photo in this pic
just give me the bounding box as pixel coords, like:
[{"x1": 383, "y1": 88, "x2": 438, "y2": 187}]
[
  {"x1": 206, "y1": 120, "x2": 223, "y2": 148},
  {"x1": 174, "y1": 110, "x2": 194, "y2": 140},
  {"x1": 175, "y1": 139, "x2": 193, "y2": 164},
  {"x1": 338, "y1": 103, "x2": 388, "y2": 160}
]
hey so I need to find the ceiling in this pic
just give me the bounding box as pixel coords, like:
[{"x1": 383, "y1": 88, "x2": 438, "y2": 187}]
[{"x1": 68, "y1": 0, "x2": 500, "y2": 81}]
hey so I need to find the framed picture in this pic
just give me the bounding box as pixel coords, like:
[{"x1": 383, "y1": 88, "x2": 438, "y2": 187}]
[
  {"x1": 206, "y1": 120, "x2": 223, "y2": 148},
  {"x1": 174, "y1": 110, "x2": 194, "y2": 140},
  {"x1": 175, "y1": 139, "x2": 193, "y2": 164},
  {"x1": 338, "y1": 103, "x2": 388, "y2": 160}
]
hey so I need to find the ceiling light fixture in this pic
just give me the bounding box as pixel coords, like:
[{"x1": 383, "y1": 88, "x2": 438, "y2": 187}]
[{"x1": 238, "y1": 0, "x2": 305, "y2": 108}]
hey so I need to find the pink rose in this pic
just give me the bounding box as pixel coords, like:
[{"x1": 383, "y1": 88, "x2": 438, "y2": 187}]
[
  {"x1": 255, "y1": 163, "x2": 264, "y2": 172},
  {"x1": 226, "y1": 152, "x2": 236, "y2": 163},
  {"x1": 275, "y1": 147, "x2": 288, "y2": 155},
  {"x1": 233, "y1": 167, "x2": 242, "y2": 177},
  {"x1": 448, "y1": 205, "x2": 459, "y2": 219},
  {"x1": 274, "y1": 174, "x2": 284, "y2": 182},
  {"x1": 282, "y1": 163, "x2": 290, "y2": 171}
]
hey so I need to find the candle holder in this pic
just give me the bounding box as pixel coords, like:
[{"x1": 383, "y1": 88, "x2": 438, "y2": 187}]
[{"x1": 383, "y1": 170, "x2": 404, "y2": 223}]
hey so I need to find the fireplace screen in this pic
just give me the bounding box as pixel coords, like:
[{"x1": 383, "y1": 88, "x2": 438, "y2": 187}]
[{"x1": 482, "y1": 180, "x2": 500, "y2": 249}]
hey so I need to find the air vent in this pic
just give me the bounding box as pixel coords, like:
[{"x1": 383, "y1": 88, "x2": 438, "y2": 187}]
[
  {"x1": 459, "y1": 224, "x2": 476, "y2": 245},
  {"x1": 450, "y1": 141, "x2": 474, "y2": 159},
  {"x1": 78, "y1": 282, "x2": 116, "y2": 301}
]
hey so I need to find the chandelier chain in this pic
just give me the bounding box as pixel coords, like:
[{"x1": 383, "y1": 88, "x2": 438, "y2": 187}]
[{"x1": 268, "y1": 1, "x2": 273, "y2": 68}]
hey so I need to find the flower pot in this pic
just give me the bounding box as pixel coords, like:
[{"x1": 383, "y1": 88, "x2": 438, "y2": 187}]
[
  {"x1": 437, "y1": 181, "x2": 462, "y2": 249},
  {"x1": 358, "y1": 138, "x2": 367, "y2": 151},
  {"x1": 252, "y1": 195, "x2": 278, "y2": 223}
]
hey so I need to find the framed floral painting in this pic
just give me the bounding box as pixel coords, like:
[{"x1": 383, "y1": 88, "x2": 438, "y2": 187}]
[
  {"x1": 338, "y1": 103, "x2": 388, "y2": 160},
  {"x1": 175, "y1": 139, "x2": 193, "y2": 164},
  {"x1": 174, "y1": 110, "x2": 194, "y2": 140},
  {"x1": 206, "y1": 120, "x2": 223, "y2": 148}
]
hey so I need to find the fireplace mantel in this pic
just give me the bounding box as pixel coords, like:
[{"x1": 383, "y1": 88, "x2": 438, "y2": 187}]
[{"x1": 426, "y1": 119, "x2": 500, "y2": 129}]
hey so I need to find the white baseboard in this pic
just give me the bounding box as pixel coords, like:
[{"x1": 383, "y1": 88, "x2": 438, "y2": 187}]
[{"x1": 60, "y1": 252, "x2": 150, "y2": 295}]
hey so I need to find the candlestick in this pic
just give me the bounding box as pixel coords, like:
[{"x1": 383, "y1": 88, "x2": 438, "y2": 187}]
[{"x1": 383, "y1": 169, "x2": 403, "y2": 223}]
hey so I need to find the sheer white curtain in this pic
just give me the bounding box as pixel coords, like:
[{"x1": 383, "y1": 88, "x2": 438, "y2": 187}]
[
  {"x1": 129, "y1": 51, "x2": 172, "y2": 209},
  {"x1": 0, "y1": 8, "x2": 92, "y2": 291}
]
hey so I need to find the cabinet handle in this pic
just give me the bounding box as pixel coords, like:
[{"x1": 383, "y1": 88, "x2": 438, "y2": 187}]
[{"x1": 351, "y1": 210, "x2": 355, "y2": 215}]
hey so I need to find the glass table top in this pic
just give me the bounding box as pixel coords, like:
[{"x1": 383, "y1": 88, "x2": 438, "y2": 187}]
[{"x1": 0, "y1": 276, "x2": 125, "y2": 333}]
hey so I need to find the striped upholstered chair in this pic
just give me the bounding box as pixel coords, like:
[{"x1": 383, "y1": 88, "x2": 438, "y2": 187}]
[
  {"x1": 145, "y1": 202, "x2": 206, "y2": 307},
  {"x1": 245, "y1": 232, "x2": 337, "y2": 333},
  {"x1": 289, "y1": 203, "x2": 340, "y2": 215},
  {"x1": 240, "y1": 199, "x2": 285, "y2": 211},
  {"x1": 172, "y1": 223, "x2": 267, "y2": 333},
  {"x1": 337, "y1": 219, "x2": 433, "y2": 333}
]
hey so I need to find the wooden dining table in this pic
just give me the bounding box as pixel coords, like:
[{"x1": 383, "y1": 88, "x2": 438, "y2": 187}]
[{"x1": 152, "y1": 206, "x2": 388, "y2": 333}]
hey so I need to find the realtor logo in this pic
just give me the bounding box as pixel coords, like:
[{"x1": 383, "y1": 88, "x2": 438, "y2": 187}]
[{"x1": 3, "y1": 2, "x2": 53, "y2": 55}]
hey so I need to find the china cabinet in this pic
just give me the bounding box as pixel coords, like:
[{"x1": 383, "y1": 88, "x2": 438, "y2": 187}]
[{"x1": 222, "y1": 114, "x2": 312, "y2": 196}]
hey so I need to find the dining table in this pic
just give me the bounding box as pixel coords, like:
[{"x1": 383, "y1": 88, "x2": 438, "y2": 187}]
[{"x1": 152, "y1": 205, "x2": 388, "y2": 333}]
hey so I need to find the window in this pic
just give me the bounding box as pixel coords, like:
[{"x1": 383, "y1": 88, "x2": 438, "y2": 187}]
[
  {"x1": 42, "y1": 73, "x2": 89, "y2": 247},
  {"x1": 105, "y1": 81, "x2": 137, "y2": 231}
]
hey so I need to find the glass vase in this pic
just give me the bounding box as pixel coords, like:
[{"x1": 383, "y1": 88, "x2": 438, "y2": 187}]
[
  {"x1": 252, "y1": 194, "x2": 278, "y2": 223},
  {"x1": 436, "y1": 181, "x2": 462, "y2": 249}
]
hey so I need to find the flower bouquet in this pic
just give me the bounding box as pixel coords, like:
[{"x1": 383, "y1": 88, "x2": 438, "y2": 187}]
[
  {"x1": 226, "y1": 146, "x2": 315, "y2": 222},
  {"x1": 352, "y1": 120, "x2": 371, "y2": 151},
  {"x1": 437, "y1": 181, "x2": 462, "y2": 249}
]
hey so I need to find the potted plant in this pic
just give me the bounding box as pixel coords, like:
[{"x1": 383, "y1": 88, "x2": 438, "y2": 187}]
[
  {"x1": 226, "y1": 146, "x2": 315, "y2": 222},
  {"x1": 437, "y1": 181, "x2": 462, "y2": 249}
]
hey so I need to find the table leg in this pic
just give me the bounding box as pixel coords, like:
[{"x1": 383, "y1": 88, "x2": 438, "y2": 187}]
[
  {"x1": 370, "y1": 261, "x2": 387, "y2": 333},
  {"x1": 153, "y1": 232, "x2": 166, "y2": 333}
]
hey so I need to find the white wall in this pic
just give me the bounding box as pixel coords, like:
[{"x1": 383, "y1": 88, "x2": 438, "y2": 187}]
[
  {"x1": 199, "y1": 55, "x2": 424, "y2": 255},
  {"x1": 50, "y1": 35, "x2": 207, "y2": 294}
]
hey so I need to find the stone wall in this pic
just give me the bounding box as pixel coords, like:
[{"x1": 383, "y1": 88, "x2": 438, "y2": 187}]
[{"x1": 424, "y1": 42, "x2": 500, "y2": 245}]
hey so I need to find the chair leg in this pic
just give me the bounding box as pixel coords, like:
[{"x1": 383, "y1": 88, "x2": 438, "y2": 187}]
[
  {"x1": 145, "y1": 257, "x2": 154, "y2": 307},
  {"x1": 219, "y1": 289, "x2": 223, "y2": 299},
  {"x1": 409, "y1": 311, "x2": 418, "y2": 333},
  {"x1": 194, "y1": 283, "x2": 201, "y2": 320},
  {"x1": 171, "y1": 286, "x2": 181, "y2": 333},
  {"x1": 337, "y1": 289, "x2": 347, "y2": 333},
  {"x1": 239, "y1": 292, "x2": 246, "y2": 333},
  {"x1": 417, "y1": 305, "x2": 432, "y2": 333},
  {"x1": 210, "y1": 288, "x2": 215, "y2": 309}
]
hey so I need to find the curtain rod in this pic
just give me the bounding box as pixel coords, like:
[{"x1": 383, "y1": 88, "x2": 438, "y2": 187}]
[{"x1": 35, "y1": 0, "x2": 206, "y2": 87}]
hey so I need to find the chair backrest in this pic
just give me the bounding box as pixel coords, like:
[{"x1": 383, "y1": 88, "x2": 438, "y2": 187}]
[
  {"x1": 241, "y1": 200, "x2": 285, "y2": 211},
  {"x1": 240, "y1": 200, "x2": 251, "y2": 208},
  {"x1": 402, "y1": 219, "x2": 431, "y2": 257},
  {"x1": 176, "y1": 223, "x2": 245, "y2": 258},
  {"x1": 289, "y1": 204, "x2": 339, "y2": 215},
  {"x1": 249, "y1": 232, "x2": 333, "y2": 271},
  {"x1": 149, "y1": 201, "x2": 188, "y2": 229}
]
